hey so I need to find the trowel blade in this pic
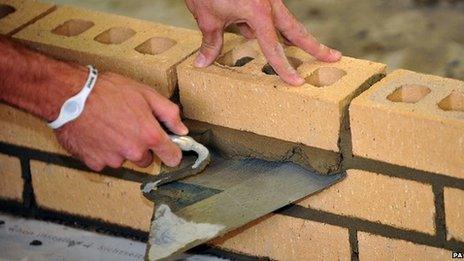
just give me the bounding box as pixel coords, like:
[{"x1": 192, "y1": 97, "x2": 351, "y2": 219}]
[{"x1": 145, "y1": 154, "x2": 345, "y2": 261}]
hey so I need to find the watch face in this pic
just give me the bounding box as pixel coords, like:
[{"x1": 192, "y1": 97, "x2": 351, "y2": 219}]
[{"x1": 64, "y1": 100, "x2": 80, "y2": 115}]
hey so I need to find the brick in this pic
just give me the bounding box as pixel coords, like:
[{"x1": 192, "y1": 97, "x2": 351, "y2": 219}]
[
  {"x1": 0, "y1": 0, "x2": 54, "y2": 36},
  {"x1": 297, "y1": 169, "x2": 436, "y2": 234},
  {"x1": 358, "y1": 232, "x2": 451, "y2": 260},
  {"x1": 444, "y1": 187, "x2": 464, "y2": 242},
  {"x1": 30, "y1": 160, "x2": 153, "y2": 231},
  {"x1": 13, "y1": 5, "x2": 202, "y2": 97},
  {"x1": 178, "y1": 38, "x2": 386, "y2": 152},
  {"x1": 350, "y1": 69, "x2": 464, "y2": 178},
  {"x1": 212, "y1": 214, "x2": 350, "y2": 261},
  {"x1": 0, "y1": 153, "x2": 23, "y2": 201},
  {"x1": 0, "y1": 104, "x2": 161, "y2": 175}
]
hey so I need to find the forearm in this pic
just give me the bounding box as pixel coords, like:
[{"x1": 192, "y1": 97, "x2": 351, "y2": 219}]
[{"x1": 0, "y1": 36, "x2": 87, "y2": 121}]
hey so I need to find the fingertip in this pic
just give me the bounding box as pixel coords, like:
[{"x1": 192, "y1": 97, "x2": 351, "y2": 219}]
[
  {"x1": 178, "y1": 124, "x2": 189, "y2": 136},
  {"x1": 194, "y1": 52, "x2": 208, "y2": 68},
  {"x1": 164, "y1": 148, "x2": 182, "y2": 167},
  {"x1": 321, "y1": 49, "x2": 342, "y2": 63}
]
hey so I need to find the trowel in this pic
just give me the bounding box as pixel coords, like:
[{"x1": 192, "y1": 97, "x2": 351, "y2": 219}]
[{"x1": 141, "y1": 135, "x2": 345, "y2": 260}]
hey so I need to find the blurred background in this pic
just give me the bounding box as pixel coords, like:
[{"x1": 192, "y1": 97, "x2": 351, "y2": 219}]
[{"x1": 54, "y1": 0, "x2": 464, "y2": 80}]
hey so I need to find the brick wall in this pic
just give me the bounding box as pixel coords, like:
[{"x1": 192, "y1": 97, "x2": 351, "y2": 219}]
[{"x1": 1, "y1": 1, "x2": 463, "y2": 260}]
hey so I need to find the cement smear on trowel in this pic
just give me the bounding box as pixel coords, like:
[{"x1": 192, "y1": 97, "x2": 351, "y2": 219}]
[{"x1": 148, "y1": 204, "x2": 225, "y2": 260}]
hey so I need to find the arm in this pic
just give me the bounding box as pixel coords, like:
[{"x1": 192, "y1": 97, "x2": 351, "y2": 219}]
[
  {"x1": 0, "y1": 36, "x2": 187, "y2": 171},
  {"x1": 185, "y1": 0, "x2": 342, "y2": 86}
]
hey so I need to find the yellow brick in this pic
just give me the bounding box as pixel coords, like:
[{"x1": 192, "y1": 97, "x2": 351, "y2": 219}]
[
  {"x1": 444, "y1": 187, "x2": 464, "y2": 242},
  {"x1": 178, "y1": 38, "x2": 386, "y2": 152},
  {"x1": 0, "y1": 153, "x2": 23, "y2": 201},
  {"x1": 30, "y1": 160, "x2": 153, "y2": 231},
  {"x1": 0, "y1": 104, "x2": 161, "y2": 175},
  {"x1": 350, "y1": 69, "x2": 464, "y2": 178},
  {"x1": 0, "y1": 0, "x2": 54, "y2": 35},
  {"x1": 13, "y1": 5, "x2": 202, "y2": 97},
  {"x1": 298, "y1": 169, "x2": 435, "y2": 234},
  {"x1": 212, "y1": 214, "x2": 350, "y2": 261},
  {"x1": 358, "y1": 232, "x2": 451, "y2": 261}
]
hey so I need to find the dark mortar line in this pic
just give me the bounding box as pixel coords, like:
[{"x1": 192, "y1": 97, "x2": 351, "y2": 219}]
[
  {"x1": 0, "y1": 142, "x2": 152, "y2": 183},
  {"x1": 189, "y1": 245, "x2": 271, "y2": 261},
  {"x1": 433, "y1": 185, "x2": 447, "y2": 242},
  {"x1": 349, "y1": 228, "x2": 359, "y2": 261},
  {"x1": 19, "y1": 156, "x2": 34, "y2": 209},
  {"x1": 347, "y1": 156, "x2": 464, "y2": 190},
  {"x1": 277, "y1": 205, "x2": 464, "y2": 252},
  {"x1": 0, "y1": 199, "x2": 148, "y2": 242}
]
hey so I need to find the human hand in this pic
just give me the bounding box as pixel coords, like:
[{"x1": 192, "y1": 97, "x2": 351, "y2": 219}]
[
  {"x1": 185, "y1": 0, "x2": 342, "y2": 86},
  {"x1": 55, "y1": 72, "x2": 188, "y2": 172}
]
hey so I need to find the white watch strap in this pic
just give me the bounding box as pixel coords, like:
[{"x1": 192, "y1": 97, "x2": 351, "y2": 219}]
[{"x1": 48, "y1": 65, "x2": 98, "y2": 129}]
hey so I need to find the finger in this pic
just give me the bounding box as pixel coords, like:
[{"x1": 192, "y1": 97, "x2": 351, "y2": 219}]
[
  {"x1": 132, "y1": 150, "x2": 154, "y2": 168},
  {"x1": 83, "y1": 157, "x2": 105, "y2": 172},
  {"x1": 237, "y1": 23, "x2": 255, "y2": 39},
  {"x1": 143, "y1": 90, "x2": 188, "y2": 135},
  {"x1": 270, "y1": 0, "x2": 341, "y2": 62},
  {"x1": 105, "y1": 154, "x2": 124, "y2": 169},
  {"x1": 250, "y1": 15, "x2": 304, "y2": 85},
  {"x1": 144, "y1": 120, "x2": 182, "y2": 167},
  {"x1": 195, "y1": 18, "x2": 224, "y2": 68}
]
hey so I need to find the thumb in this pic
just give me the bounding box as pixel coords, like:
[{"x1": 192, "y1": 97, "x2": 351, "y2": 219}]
[{"x1": 195, "y1": 25, "x2": 224, "y2": 68}]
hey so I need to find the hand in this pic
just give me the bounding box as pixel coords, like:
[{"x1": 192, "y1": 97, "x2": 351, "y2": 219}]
[
  {"x1": 55, "y1": 72, "x2": 188, "y2": 171},
  {"x1": 185, "y1": 0, "x2": 342, "y2": 86}
]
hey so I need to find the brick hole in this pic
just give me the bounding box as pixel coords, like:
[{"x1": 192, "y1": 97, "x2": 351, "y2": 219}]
[
  {"x1": 305, "y1": 67, "x2": 347, "y2": 87},
  {"x1": 261, "y1": 57, "x2": 303, "y2": 75},
  {"x1": 52, "y1": 19, "x2": 95, "y2": 37},
  {"x1": 135, "y1": 37, "x2": 177, "y2": 55},
  {"x1": 438, "y1": 90, "x2": 464, "y2": 112},
  {"x1": 94, "y1": 27, "x2": 136, "y2": 45},
  {"x1": 0, "y1": 4, "x2": 15, "y2": 19},
  {"x1": 217, "y1": 47, "x2": 258, "y2": 67},
  {"x1": 387, "y1": 84, "x2": 431, "y2": 103}
]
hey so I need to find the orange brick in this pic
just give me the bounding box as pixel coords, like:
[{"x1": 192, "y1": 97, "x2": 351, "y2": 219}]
[
  {"x1": 444, "y1": 187, "x2": 464, "y2": 242},
  {"x1": 298, "y1": 169, "x2": 435, "y2": 234},
  {"x1": 30, "y1": 160, "x2": 153, "y2": 231},
  {"x1": 13, "y1": 5, "x2": 202, "y2": 97},
  {"x1": 0, "y1": 153, "x2": 23, "y2": 201},
  {"x1": 178, "y1": 38, "x2": 386, "y2": 152},
  {"x1": 0, "y1": 0, "x2": 54, "y2": 36},
  {"x1": 212, "y1": 214, "x2": 350, "y2": 261},
  {"x1": 350, "y1": 69, "x2": 464, "y2": 178},
  {"x1": 0, "y1": 104, "x2": 161, "y2": 175},
  {"x1": 358, "y1": 232, "x2": 451, "y2": 260}
]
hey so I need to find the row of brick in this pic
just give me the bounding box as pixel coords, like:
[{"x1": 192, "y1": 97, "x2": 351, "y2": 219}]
[{"x1": 1, "y1": 155, "x2": 462, "y2": 259}]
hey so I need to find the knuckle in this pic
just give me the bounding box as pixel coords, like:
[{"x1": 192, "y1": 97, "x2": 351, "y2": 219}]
[
  {"x1": 124, "y1": 145, "x2": 145, "y2": 161},
  {"x1": 144, "y1": 130, "x2": 163, "y2": 147}
]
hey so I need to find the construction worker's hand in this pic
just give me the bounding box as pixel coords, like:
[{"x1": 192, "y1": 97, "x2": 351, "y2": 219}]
[
  {"x1": 185, "y1": 0, "x2": 342, "y2": 86},
  {"x1": 55, "y1": 72, "x2": 188, "y2": 171}
]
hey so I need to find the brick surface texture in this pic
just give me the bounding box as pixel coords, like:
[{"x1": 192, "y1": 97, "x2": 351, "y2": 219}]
[
  {"x1": 212, "y1": 214, "x2": 350, "y2": 261},
  {"x1": 358, "y1": 232, "x2": 451, "y2": 260},
  {"x1": 444, "y1": 187, "x2": 464, "y2": 242},
  {"x1": 0, "y1": 153, "x2": 23, "y2": 201},
  {"x1": 30, "y1": 160, "x2": 154, "y2": 231},
  {"x1": 297, "y1": 169, "x2": 436, "y2": 234}
]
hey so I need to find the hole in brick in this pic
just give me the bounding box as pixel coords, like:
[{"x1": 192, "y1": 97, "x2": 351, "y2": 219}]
[
  {"x1": 135, "y1": 37, "x2": 177, "y2": 55},
  {"x1": 52, "y1": 19, "x2": 95, "y2": 37},
  {"x1": 0, "y1": 5, "x2": 15, "y2": 19},
  {"x1": 261, "y1": 57, "x2": 303, "y2": 75},
  {"x1": 387, "y1": 84, "x2": 431, "y2": 103},
  {"x1": 305, "y1": 67, "x2": 347, "y2": 87},
  {"x1": 94, "y1": 27, "x2": 136, "y2": 45},
  {"x1": 438, "y1": 90, "x2": 464, "y2": 112},
  {"x1": 217, "y1": 47, "x2": 258, "y2": 67}
]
